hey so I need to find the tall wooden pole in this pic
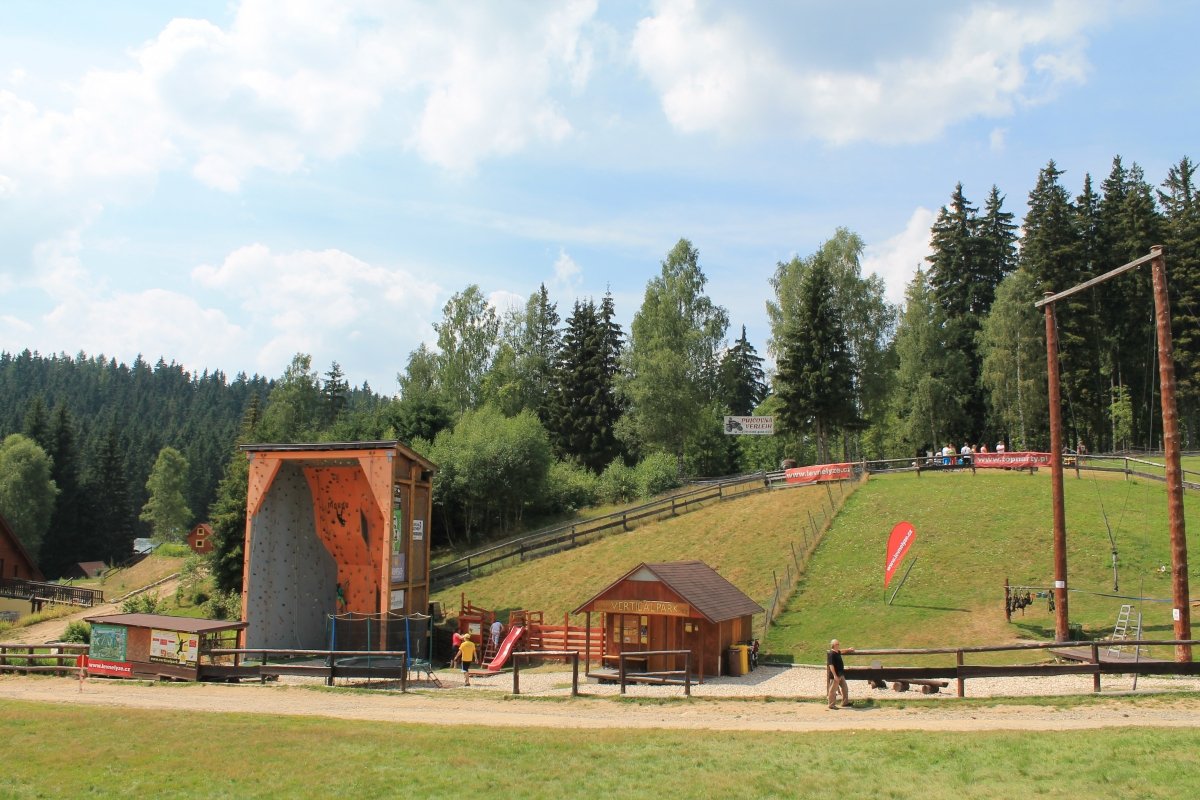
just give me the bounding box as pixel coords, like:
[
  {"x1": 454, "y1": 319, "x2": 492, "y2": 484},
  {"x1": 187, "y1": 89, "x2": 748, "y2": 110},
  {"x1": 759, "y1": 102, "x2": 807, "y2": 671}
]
[
  {"x1": 1150, "y1": 246, "x2": 1192, "y2": 662},
  {"x1": 1044, "y1": 293, "x2": 1070, "y2": 641}
]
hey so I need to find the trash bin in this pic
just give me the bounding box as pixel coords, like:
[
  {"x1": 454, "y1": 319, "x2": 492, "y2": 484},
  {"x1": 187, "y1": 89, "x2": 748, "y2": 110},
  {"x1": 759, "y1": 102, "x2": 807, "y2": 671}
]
[{"x1": 727, "y1": 645, "x2": 749, "y2": 676}]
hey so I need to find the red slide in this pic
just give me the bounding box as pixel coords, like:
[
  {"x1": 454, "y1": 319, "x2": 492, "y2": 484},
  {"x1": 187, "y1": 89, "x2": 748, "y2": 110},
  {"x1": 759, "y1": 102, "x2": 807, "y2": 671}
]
[{"x1": 485, "y1": 625, "x2": 525, "y2": 672}]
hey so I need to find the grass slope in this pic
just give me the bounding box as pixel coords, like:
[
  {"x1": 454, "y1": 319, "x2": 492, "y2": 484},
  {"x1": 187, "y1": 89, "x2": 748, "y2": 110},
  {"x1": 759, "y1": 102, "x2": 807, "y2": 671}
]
[
  {"x1": 770, "y1": 469, "x2": 1200, "y2": 662},
  {"x1": 432, "y1": 484, "x2": 848, "y2": 626}
]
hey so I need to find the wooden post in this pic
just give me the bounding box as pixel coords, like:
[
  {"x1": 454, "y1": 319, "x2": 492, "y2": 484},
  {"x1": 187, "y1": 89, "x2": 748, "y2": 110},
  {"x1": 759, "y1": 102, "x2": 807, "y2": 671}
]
[
  {"x1": 684, "y1": 651, "x2": 692, "y2": 697},
  {"x1": 1150, "y1": 246, "x2": 1193, "y2": 662},
  {"x1": 571, "y1": 652, "x2": 579, "y2": 697},
  {"x1": 1044, "y1": 292, "x2": 1070, "y2": 641},
  {"x1": 512, "y1": 653, "x2": 521, "y2": 695},
  {"x1": 619, "y1": 652, "x2": 627, "y2": 695},
  {"x1": 956, "y1": 650, "x2": 964, "y2": 698},
  {"x1": 1091, "y1": 642, "x2": 1101, "y2": 693}
]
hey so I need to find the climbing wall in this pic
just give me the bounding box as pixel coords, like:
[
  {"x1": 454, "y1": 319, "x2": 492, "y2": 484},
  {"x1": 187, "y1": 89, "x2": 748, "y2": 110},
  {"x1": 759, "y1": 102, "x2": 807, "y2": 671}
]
[
  {"x1": 244, "y1": 464, "x2": 337, "y2": 649},
  {"x1": 303, "y1": 465, "x2": 386, "y2": 616}
]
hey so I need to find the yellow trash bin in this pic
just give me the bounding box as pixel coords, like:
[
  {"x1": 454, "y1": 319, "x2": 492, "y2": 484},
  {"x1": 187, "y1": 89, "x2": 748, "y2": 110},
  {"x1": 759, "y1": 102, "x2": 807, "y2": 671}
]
[{"x1": 727, "y1": 645, "x2": 749, "y2": 676}]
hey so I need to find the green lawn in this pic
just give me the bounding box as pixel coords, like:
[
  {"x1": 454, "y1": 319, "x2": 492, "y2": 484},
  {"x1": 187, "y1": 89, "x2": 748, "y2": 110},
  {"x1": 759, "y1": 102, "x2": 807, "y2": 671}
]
[
  {"x1": 769, "y1": 469, "x2": 1200, "y2": 663},
  {"x1": 2, "y1": 698, "x2": 1198, "y2": 799}
]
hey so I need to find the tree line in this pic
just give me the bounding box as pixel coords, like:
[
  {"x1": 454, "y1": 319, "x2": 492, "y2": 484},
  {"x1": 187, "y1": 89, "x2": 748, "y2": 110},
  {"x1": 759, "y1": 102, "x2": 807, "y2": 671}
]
[{"x1": 2, "y1": 153, "x2": 1196, "y2": 587}]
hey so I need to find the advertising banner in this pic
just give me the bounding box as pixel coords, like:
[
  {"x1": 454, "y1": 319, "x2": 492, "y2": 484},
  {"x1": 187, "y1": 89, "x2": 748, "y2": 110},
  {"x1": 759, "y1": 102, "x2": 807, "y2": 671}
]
[
  {"x1": 723, "y1": 416, "x2": 775, "y2": 435},
  {"x1": 973, "y1": 451, "x2": 1052, "y2": 469},
  {"x1": 884, "y1": 521, "x2": 916, "y2": 588},
  {"x1": 87, "y1": 659, "x2": 132, "y2": 677},
  {"x1": 150, "y1": 629, "x2": 199, "y2": 666},
  {"x1": 89, "y1": 623, "x2": 127, "y2": 662},
  {"x1": 785, "y1": 463, "x2": 853, "y2": 484}
]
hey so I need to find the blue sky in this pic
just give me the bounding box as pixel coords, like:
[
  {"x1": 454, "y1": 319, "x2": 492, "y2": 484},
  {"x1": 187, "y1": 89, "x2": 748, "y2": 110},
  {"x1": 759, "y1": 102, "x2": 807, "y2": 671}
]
[{"x1": 1, "y1": 1, "x2": 1196, "y2": 390}]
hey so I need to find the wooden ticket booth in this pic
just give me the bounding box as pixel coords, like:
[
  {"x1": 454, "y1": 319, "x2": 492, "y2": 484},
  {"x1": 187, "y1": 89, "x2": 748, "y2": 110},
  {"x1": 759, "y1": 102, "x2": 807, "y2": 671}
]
[
  {"x1": 574, "y1": 561, "x2": 762, "y2": 681},
  {"x1": 240, "y1": 441, "x2": 435, "y2": 652},
  {"x1": 84, "y1": 613, "x2": 246, "y2": 680}
]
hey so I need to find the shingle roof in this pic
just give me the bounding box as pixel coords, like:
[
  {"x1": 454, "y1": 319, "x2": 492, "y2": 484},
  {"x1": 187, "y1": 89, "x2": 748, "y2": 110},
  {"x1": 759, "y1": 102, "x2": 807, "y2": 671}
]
[
  {"x1": 84, "y1": 613, "x2": 247, "y2": 633},
  {"x1": 574, "y1": 560, "x2": 762, "y2": 622}
]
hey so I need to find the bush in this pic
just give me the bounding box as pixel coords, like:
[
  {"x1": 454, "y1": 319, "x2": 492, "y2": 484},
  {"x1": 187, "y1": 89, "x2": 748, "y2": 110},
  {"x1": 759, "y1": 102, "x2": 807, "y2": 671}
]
[
  {"x1": 598, "y1": 459, "x2": 637, "y2": 504},
  {"x1": 62, "y1": 620, "x2": 91, "y2": 644},
  {"x1": 121, "y1": 593, "x2": 162, "y2": 614},
  {"x1": 201, "y1": 590, "x2": 242, "y2": 621},
  {"x1": 541, "y1": 460, "x2": 599, "y2": 513},
  {"x1": 155, "y1": 543, "x2": 191, "y2": 558},
  {"x1": 635, "y1": 451, "x2": 681, "y2": 498}
]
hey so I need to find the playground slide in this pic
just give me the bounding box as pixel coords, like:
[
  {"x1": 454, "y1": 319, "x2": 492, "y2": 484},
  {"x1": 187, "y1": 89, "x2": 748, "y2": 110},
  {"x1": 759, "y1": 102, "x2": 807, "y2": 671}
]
[{"x1": 485, "y1": 625, "x2": 525, "y2": 671}]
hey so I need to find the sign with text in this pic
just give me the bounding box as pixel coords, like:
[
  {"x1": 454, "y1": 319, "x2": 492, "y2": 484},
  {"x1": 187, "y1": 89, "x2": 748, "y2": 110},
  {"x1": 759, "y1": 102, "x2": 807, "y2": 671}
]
[
  {"x1": 149, "y1": 629, "x2": 199, "y2": 666},
  {"x1": 89, "y1": 623, "x2": 127, "y2": 662},
  {"x1": 593, "y1": 599, "x2": 692, "y2": 617},
  {"x1": 884, "y1": 521, "x2": 916, "y2": 588},
  {"x1": 785, "y1": 463, "x2": 853, "y2": 484},
  {"x1": 87, "y1": 658, "x2": 132, "y2": 677},
  {"x1": 973, "y1": 452, "x2": 1052, "y2": 469},
  {"x1": 723, "y1": 416, "x2": 775, "y2": 435}
]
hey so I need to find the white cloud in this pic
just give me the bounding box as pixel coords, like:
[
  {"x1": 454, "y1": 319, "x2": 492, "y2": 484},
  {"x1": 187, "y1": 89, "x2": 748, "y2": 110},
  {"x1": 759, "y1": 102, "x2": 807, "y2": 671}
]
[
  {"x1": 552, "y1": 248, "x2": 583, "y2": 289},
  {"x1": 989, "y1": 127, "x2": 1008, "y2": 152},
  {"x1": 632, "y1": 0, "x2": 1107, "y2": 144},
  {"x1": 487, "y1": 290, "x2": 525, "y2": 316},
  {"x1": 862, "y1": 208, "x2": 937, "y2": 306},
  {"x1": 192, "y1": 243, "x2": 441, "y2": 375},
  {"x1": 0, "y1": 0, "x2": 602, "y2": 197}
]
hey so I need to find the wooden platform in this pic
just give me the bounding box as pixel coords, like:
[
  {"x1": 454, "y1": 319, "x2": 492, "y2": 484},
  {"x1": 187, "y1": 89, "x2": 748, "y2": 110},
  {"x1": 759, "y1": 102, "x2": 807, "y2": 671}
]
[{"x1": 1050, "y1": 647, "x2": 1169, "y2": 665}]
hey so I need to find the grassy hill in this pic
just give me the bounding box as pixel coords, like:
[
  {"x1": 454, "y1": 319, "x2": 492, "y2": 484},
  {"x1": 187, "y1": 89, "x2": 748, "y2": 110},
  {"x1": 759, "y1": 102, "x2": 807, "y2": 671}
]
[
  {"x1": 431, "y1": 483, "x2": 846, "y2": 627},
  {"x1": 771, "y1": 469, "x2": 1200, "y2": 662},
  {"x1": 437, "y1": 468, "x2": 1200, "y2": 665}
]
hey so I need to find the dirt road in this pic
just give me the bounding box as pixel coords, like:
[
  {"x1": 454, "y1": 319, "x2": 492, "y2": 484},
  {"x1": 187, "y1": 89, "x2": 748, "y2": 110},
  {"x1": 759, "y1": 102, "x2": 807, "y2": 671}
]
[{"x1": 2, "y1": 676, "x2": 1197, "y2": 733}]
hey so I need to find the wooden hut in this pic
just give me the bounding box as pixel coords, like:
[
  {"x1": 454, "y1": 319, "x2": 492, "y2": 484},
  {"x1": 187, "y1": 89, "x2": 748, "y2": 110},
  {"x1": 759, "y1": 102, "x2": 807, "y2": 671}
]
[
  {"x1": 239, "y1": 441, "x2": 435, "y2": 652},
  {"x1": 573, "y1": 561, "x2": 762, "y2": 680},
  {"x1": 83, "y1": 612, "x2": 247, "y2": 680},
  {"x1": 0, "y1": 511, "x2": 42, "y2": 582},
  {"x1": 187, "y1": 523, "x2": 214, "y2": 554}
]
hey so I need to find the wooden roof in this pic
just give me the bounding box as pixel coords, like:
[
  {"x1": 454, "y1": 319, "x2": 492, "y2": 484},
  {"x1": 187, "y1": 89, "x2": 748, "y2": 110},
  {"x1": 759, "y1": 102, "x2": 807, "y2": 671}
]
[
  {"x1": 239, "y1": 440, "x2": 437, "y2": 472},
  {"x1": 574, "y1": 560, "x2": 763, "y2": 622},
  {"x1": 84, "y1": 613, "x2": 247, "y2": 633}
]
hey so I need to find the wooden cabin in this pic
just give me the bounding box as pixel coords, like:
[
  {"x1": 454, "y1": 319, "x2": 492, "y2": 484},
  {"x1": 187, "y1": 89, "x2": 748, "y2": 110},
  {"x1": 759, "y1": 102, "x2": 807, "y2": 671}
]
[
  {"x1": 239, "y1": 441, "x2": 435, "y2": 653},
  {"x1": 0, "y1": 511, "x2": 43, "y2": 582},
  {"x1": 83, "y1": 612, "x2": 247, "y2": 680},
  {"x1": 187, "y1": 523, "x2": 214, "y2": 554},
  {"x1": 573, "y1": 561, "x2": 762, "y2": 680}
]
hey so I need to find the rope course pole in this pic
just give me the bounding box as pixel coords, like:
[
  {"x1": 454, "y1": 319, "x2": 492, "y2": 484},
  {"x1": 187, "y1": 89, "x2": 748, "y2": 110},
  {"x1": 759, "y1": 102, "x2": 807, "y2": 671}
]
[
  {"x1": 1044, "y1": 292, "x2": 1070, "y2": 641},
  {"x1": 1151, "y1": 246, "x2": 1192, "y2": 661}
]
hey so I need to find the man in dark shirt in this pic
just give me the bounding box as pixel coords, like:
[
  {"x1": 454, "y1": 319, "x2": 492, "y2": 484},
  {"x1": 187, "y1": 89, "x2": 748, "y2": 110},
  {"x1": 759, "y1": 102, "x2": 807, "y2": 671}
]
[{"x1": 826, "y1": 638, "x2": 854, "y2": 709}]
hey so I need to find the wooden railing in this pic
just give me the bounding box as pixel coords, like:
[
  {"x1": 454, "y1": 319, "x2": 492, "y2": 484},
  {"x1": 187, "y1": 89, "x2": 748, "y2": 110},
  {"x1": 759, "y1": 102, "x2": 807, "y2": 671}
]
[
  {"x1": 203, "y1": 648, "x2": 410, "y2": 689},
  {"x1": 526, "y1": 622, "x2": 604, "y2": 663},
  {"x1": 0, "y1": 578, "x2": 104, "y2": 608},
  {"x1": 511, "y1": 649, "x2": 581, "y2": 696},
  {"x1": 843, "y1": 639, "x2": 1200, "y2": 697},
  {"x1": 0, "y1": 642, "x2": 88, "y2": 676}
]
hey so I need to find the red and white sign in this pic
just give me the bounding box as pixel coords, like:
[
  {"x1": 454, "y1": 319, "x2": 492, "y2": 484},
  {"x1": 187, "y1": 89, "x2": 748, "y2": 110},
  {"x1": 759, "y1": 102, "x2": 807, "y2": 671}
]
[
  {"x1": 785, "y1": 463, "x2": 853, "y2": 484},
  {"x1": 87, "y1": 659, "x2": 132, "y2": 677},
  {"x1": 884, "y1": 521, "x2": 916, "y2": 588},
  {"x1": 973, "y1": 451, "x2": 1052, "y2": 469}
]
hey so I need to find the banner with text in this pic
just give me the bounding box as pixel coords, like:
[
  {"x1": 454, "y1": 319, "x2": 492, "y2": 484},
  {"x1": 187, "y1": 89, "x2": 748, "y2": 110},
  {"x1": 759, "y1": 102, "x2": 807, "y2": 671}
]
[
  {"x1": 973, "y1": 451, "x2": 1052, "y2": 469},
  {"x1": 884, "y1": 521, "x2": 916, "y2": 588},
  {"x1": 724, "y1": 415, "x2": 775, "y2": 435},
  {"x1": 785, "y1": 462, "x2": 853, "y2": 484}
]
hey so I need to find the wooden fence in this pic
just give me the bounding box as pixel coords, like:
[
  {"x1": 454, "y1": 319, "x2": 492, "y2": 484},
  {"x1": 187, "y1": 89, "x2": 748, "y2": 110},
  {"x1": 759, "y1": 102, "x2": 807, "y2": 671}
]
[
  {"x1": 203, "y1": 648, "x2": 411, "y2": 688},
  {"x1": 525, "y1": 619, "x2": 604, "y2": 663},
  {"x1": 0, "y1": 578, "x2": 104, "y2": 608},
  {"x1": 844, "y1": 639, "x2": 1200, "y2": 697},
  {"x1": 0, "y1": 642, "x2": 88, "y2": 676}
]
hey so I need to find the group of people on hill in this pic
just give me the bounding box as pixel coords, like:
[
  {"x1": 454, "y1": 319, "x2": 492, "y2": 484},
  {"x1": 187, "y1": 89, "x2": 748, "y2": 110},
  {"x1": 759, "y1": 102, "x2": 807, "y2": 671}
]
[{"x1": 934, "y1": 440, "x2": 1007, "y2": 467}]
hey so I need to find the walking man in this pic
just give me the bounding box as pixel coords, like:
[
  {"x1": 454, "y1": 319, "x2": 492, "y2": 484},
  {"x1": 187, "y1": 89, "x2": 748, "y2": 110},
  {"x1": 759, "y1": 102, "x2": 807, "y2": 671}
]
[{"x1": 827, "y1": 638, "x2": 854, "y2": 709}]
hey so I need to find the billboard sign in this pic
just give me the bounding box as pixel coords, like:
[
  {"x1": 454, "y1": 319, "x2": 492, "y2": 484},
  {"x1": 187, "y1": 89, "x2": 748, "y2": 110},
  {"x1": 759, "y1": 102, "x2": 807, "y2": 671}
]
[{"x1": 723, "y1": 416, "x2": 775, "y2": 435}]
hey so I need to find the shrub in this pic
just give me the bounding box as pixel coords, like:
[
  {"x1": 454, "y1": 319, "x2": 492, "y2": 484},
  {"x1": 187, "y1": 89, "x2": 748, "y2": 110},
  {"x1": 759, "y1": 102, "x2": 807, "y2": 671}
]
[
  {"x1": 598, "y1": 459, "x2": 637, "y2": 504},
  {"x1": 121, "y1": 593, "x2": 162, "y2": 614},
  {"x1": 635, "y1": 451, "x2": 681, "y2": 498},
  {"x1": 62, "y1": 620, "x2": 91, "y2": 644},
  {"x1": 155, "y1": 543, "x2": 191, "y2": 558},
  {"x1": 541, "y1": 460, "x2": 599, "y2": 513},
  {"x1": 201, "y1": 590, "x2": 242, "y2": 621}
]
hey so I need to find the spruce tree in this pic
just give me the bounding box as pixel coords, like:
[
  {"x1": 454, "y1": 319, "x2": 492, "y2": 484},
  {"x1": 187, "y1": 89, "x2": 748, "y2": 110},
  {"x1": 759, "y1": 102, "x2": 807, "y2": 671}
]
[
  {"x1": 718, "y1": 325, "x2": 767, "y2": 416},
  {"x1": 1159, "y1": 157, "x2": 1200, "y2": 438}
]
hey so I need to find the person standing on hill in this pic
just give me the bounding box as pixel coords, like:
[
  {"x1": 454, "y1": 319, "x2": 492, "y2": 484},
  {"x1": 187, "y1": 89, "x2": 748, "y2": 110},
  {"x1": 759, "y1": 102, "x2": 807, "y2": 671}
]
[{"x1": 826, "y1": 639, "x2": 854, "y2": 709}]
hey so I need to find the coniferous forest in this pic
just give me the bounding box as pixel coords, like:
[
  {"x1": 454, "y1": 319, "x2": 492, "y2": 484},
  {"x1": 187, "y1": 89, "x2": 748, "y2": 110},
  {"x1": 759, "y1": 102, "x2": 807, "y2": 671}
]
[{"x1": 1, "y1": 154, "x2": 1197, "y2": 586}]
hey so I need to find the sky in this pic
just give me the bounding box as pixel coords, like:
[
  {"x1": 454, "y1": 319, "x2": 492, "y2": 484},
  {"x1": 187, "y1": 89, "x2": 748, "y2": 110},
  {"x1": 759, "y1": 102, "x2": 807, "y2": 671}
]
[{"x1": 1, "y1": 0, "x2": 1197, "y2": 392}]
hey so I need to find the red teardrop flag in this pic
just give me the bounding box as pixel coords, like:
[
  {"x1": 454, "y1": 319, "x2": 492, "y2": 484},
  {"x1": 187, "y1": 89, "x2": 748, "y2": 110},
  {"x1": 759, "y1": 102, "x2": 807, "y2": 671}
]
[{"x1": 884, "y1": 521, "x2": 916, "y2": 588}]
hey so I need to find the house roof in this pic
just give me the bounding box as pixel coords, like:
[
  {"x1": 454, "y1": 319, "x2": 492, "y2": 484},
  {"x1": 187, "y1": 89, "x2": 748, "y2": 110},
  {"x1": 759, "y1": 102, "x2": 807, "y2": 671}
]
[
  {"x1": 573, "y1": 560, "x2": 763, "y2": 623},
  {"x1": 239, "y1": 440, "x2": 437, "y2": 473},
  {"x1": 74, "y1": 561, "x2": 107, "y2": 577},
  {"x1": 0, "y1": 511, "x2": 44, "y2": 581},
  {"x1": 84, "y1": 613, "x2": 247, "y2": 633}
]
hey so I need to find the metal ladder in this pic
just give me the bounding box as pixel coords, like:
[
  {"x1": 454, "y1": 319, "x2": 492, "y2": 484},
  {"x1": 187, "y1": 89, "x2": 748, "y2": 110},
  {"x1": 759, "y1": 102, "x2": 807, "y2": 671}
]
[{"x1": 1107, "y1": 604, "x2": 1133, "y2": 657}]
